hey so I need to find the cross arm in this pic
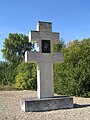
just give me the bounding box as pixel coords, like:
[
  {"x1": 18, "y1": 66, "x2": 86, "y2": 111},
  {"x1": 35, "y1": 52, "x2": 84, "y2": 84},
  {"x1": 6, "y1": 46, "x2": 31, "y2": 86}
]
[
  {"x1": 29, "y1": 30, "x2": 40, "y2": 42},
  {"x1": 25, "y1": 51, "x2": 40, "y2": 63},
  {"x1": 52, "y1": 32, "x2": 60, "y2": 44},
  {"x1": 25, "y1": 51, "x2": 64, "y2": 63}
]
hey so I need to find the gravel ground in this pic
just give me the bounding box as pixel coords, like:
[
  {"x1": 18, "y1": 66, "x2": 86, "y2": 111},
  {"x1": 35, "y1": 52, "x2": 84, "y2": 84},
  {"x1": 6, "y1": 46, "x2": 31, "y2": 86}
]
[{"x1": 0, "y1": 90, "x2": 90, "y2": 120}]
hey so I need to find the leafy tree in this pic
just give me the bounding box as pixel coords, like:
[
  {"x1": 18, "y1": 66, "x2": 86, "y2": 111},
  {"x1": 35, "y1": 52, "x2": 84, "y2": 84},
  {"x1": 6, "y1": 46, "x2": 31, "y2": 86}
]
[
  {"x1": 53, "y1": 38, "x2": 65, "y2": 52},
  {"x1": 15, "y1": 62, "x2": 37, "y2": 90},
  {"x1": 2, "y1": 33, "x2": 34, "y2": 65},
  {"x1": 0, "y1": 61, "x2": 16, "y2": 86},
  {"x1": 0, "y1": 61, "x2": 7, "y2": 85},
  {"x1": 1, "y1": 33, "x2": 34, "y2": 87},
  {"x1": 54, "y1": 39, "x2": 90, "y2": 97}
]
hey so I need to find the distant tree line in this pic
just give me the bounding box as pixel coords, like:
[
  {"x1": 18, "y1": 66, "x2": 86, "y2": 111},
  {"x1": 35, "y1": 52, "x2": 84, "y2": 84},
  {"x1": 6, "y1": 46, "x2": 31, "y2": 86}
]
[
  {"x1": 0, "y1": 33, "x2": 36, "y2": 90},
  {"x1": 0, "y1": 33, "x2": 90, "y2": 97},
  {"x1": 54, "y1": 39, "x2": 90, "y2": 97}
]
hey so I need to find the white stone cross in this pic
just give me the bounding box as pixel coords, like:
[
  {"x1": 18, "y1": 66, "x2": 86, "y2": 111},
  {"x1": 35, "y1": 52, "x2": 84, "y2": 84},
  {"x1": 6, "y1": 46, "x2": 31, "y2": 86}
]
[{"x1": 25, "y1": 21, "x2": 64, "y2": 99}]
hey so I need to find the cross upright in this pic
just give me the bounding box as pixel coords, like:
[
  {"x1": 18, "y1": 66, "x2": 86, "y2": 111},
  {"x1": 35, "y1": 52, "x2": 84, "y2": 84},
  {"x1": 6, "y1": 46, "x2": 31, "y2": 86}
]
[{"x1": 25, "y1": 21, "x2": 64, "y2": 99}]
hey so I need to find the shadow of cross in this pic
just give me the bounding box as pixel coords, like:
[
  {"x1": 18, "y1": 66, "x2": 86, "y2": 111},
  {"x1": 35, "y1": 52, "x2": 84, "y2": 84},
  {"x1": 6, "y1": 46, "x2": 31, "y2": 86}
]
[{"x1": 25, "y1": 21, "x2": 64, "y2": 99}]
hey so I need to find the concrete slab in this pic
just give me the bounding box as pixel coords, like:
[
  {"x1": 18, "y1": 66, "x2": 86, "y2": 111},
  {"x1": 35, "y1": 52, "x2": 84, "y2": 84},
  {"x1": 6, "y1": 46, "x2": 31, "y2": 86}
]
[{"x1": 20, "y1": 96, "x2": 73, "y2": 112}]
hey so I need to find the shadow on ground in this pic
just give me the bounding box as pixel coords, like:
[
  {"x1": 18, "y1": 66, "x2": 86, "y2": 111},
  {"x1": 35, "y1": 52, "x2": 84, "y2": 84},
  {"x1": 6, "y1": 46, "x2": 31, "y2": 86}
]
[{"x1": 73, "y1": 104, "x2": 90, "y2": 108}]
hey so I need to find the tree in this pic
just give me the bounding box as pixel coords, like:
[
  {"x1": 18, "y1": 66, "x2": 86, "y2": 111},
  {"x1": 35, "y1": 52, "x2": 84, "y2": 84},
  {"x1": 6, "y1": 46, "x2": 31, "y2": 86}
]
[
  {"x1": 2, "y1": 33, "x2": 34, "y2": 65},
  {"x1": 0, "y1": 61, "x2": 16, "y2": 86},
  {"x1": 53, "y1": 38, "x2": 65, "y2": 52},
  {"x1": 15, "y1": 62, "x2": 37, "y2": 90},
  {"x1": 54, "y1": 39, "x2": 90, "y2": 97},
  {"x1": 1, "y1": 33, "x2": 34, "y2": 87},
  {"x1": 0, "y1": 61, "x2": 7, "y2": 85}
]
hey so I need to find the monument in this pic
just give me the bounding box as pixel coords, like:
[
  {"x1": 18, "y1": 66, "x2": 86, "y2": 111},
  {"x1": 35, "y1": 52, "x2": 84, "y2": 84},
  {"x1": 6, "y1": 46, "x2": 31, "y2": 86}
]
[{"x1": 21, "y1": 21, "x2": 73, "y2": 112}]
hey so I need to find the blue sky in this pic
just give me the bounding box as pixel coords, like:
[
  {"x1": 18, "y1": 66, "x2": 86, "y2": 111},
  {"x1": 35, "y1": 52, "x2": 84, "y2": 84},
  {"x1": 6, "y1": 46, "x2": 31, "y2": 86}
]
[{"x1": 0, "y1": 0, "x2": 90, "y2": 61}]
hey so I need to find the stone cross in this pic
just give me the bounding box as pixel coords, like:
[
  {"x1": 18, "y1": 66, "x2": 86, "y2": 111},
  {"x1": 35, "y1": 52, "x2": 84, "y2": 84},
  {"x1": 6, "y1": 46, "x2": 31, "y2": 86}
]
[{"x1": 25, "y1": 21, "x2": 64, "y2": 99}]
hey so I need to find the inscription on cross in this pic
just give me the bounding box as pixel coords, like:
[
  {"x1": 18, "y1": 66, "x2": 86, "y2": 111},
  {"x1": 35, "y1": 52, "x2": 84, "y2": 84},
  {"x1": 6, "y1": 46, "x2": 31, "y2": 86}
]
[{"x1": 25, "y1": 21, "x2": 64, "y2": 98}]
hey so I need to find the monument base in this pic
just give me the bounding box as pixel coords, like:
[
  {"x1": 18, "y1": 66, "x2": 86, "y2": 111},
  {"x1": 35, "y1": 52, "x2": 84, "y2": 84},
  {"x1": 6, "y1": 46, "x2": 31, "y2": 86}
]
[{"x1": 20, "y1": 96, "x2": 73, "y2": 112}]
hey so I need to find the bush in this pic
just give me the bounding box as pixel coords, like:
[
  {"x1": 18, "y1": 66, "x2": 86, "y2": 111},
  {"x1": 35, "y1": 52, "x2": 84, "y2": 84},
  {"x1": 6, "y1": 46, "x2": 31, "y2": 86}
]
[
  {"x1": 54, "y1": 39, "x2": 90, "y2": 97},
  {"x1": 15, "y1": 62, "x2": 37, "y2": 90}
]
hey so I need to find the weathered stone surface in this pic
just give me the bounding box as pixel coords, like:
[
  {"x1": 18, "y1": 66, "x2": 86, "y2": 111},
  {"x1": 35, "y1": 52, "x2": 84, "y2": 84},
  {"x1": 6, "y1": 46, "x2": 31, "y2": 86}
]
[
  {"x1": 23, "y1": 21, "x2": 73, "y2": 112},
  {"x1": 37, "y1": 62, "x2": 54, "y2": 98},
  {"x1": 21, "y1": 96, "x2": 73, "y2": 112},
  {"x1": 36, "y1": 21, "x2": 52, "y2": 32},
  {"x1": 29, "y1": 22, "x2": 60, "y2": 52},
  {"x1": 25, "y1": 21, "x2": 64, "y2": 99},
  {"x1": 25, "y1": 51, "x2": 64, "y2": 63}
]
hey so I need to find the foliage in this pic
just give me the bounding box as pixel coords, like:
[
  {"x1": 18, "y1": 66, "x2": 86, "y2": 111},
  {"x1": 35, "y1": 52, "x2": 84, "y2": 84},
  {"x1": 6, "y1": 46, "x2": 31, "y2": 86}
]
[
  {"x1": 0, "y1": 61, "x2": 16, "y2": 85},
  {"x1": 53, "y1": 38, "x2": 65, "y2": 52},
  {"x1": 0, "y1": 84, "x2": 20, "y2": 91},
  {"x1": 1, "y1": 32, "x2": 90, "y2": 97},
  {"x1": 1, "y1": 33, "x2": 35, "y2": 89},
  {"x1": 15, "y1": 62, "x2": 37, "y2": 90},
  {"x1": 54, "y1": 39, "x2": 90, "y2": 97},
  {"x1": 2, "y1": 33, "x2": 34, "y2": 66}
]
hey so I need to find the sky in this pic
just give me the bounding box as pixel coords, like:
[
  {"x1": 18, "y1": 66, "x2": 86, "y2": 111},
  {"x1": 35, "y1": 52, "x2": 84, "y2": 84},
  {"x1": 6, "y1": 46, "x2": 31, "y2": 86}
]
[{"x1": 0, "y1": 0, "x2": 90, "y2": 61}]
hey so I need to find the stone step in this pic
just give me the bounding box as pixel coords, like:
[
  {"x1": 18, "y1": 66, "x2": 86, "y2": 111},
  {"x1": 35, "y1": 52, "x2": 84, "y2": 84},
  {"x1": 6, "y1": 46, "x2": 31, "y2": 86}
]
[{"x1": 20, "y1": 96, "x2": 73, "y2": 112}]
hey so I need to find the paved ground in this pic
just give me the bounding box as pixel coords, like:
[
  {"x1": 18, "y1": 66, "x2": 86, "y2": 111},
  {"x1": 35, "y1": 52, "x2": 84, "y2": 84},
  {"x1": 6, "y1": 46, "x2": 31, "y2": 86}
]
[{"x1": 0, "y1": 90, "x2": 90, "y2": 120}]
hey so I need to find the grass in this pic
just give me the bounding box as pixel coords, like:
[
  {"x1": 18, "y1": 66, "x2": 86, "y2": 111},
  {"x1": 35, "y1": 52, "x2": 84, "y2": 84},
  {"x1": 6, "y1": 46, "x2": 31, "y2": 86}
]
[{"x1": 0, "y1": 84, "x2": 21, "y2": 91}]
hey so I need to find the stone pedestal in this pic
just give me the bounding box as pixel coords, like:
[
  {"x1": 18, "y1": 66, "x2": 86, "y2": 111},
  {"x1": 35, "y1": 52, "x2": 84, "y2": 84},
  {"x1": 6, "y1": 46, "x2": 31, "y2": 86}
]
[{"x1": 20, "y1": 96, "x2": 73, "y2": 112}]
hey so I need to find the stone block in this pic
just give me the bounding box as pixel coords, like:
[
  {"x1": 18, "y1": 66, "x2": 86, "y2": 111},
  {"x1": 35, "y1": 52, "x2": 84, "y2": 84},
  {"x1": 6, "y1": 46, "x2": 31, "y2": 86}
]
[
  {"x1": 36, "y1": 21, "x2": 52, "y2": 32},
  {"x1": 25, "y1": 51, "x2": 64, "y2": 63},
  {"x1": 20, "y1": 96, "x2": 73, "y2": 112}
]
